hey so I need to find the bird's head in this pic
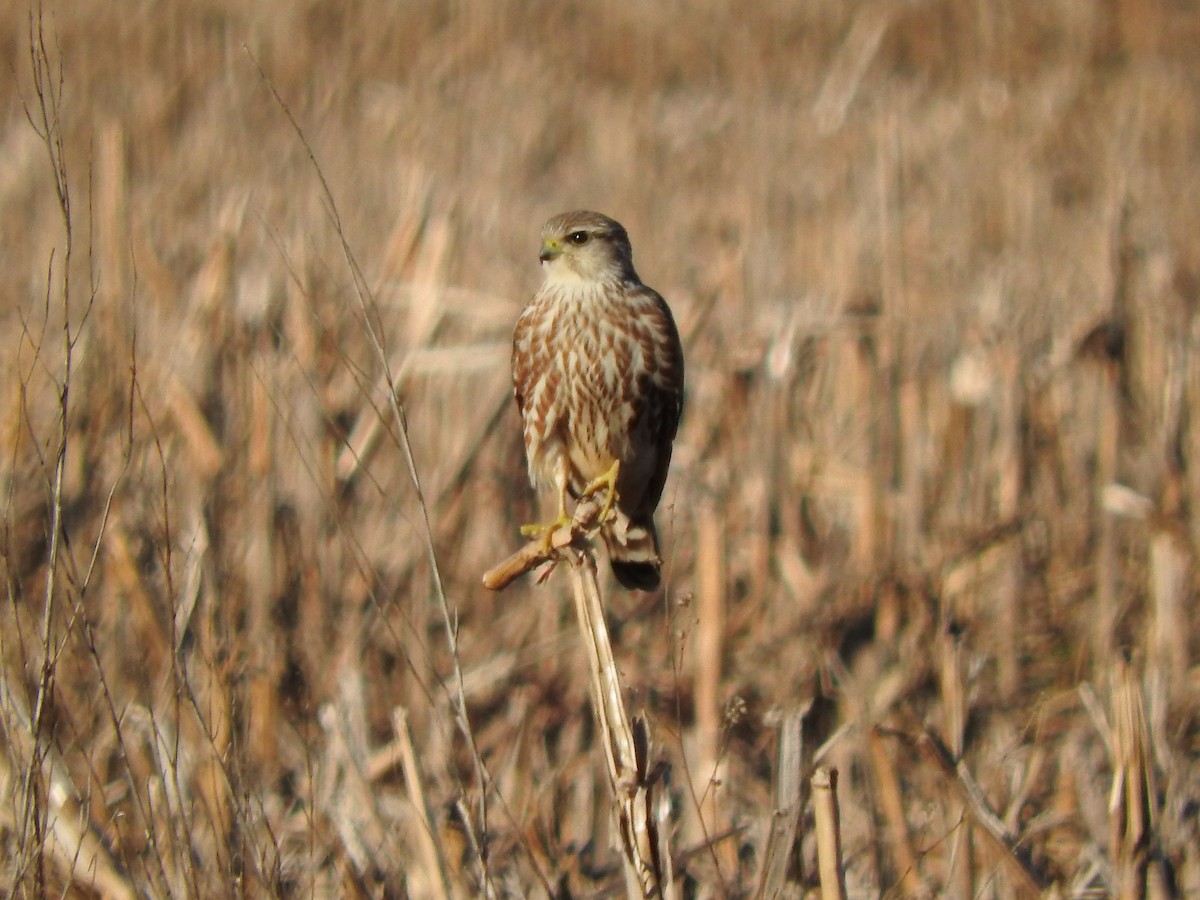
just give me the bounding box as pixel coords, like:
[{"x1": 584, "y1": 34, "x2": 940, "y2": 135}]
[{"x1": 538, "y1": 210, "x2": 637, "y2": 285}]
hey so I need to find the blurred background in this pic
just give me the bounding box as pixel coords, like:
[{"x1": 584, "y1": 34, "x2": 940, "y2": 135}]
[{"x1": 1, "y1": 1, "x2": 1198, "y2": 895}]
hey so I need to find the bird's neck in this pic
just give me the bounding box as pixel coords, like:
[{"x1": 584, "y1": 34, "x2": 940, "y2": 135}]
[{"x1": 542, "y1": 263, "x2": 639, "y2": 294}]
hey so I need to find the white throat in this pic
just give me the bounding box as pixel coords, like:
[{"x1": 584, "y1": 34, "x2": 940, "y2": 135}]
[{"x1": 541, "y1": 256, "x2": 631, "y2": 292}]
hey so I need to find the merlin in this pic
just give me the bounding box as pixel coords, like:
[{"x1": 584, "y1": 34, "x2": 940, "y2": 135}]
[{"x1": 512, "y1": 211, "x2": 685, "y2": 591}]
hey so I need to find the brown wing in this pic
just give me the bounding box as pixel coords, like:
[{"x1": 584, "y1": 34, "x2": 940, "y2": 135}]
[{"x1": 625, "y1": 285, "x2": 684, "y2": 520}]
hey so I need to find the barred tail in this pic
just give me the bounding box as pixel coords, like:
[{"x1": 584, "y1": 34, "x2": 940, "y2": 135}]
[{"x1": 602, "y1": 511, "x2": 662, "y2": 591}]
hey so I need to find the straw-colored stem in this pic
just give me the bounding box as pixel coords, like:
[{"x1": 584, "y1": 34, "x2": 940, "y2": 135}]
[
  {"x1": 812, "y1": 766, "x2": 847, "y2": 900},
  {"x1": 570, "y1": 545, "x2": 675, "y2": 898},
  {"x1": 755, "y1": 706, "x2": 806, "y2": 899},
  {"x1": 868, "y1": 729, "x2": 925, "y2": 897},
  {"x1": 395, "y1": 707, "x2": 453, "y2": 900}
]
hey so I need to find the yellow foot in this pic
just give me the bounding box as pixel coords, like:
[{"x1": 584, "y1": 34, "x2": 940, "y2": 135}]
[
  {"x1": 580, "y1": 459, "x2": 621, "y2": 524},
  {"x1": 519, "y1": 511, "x2": 572, "y2": 539}
]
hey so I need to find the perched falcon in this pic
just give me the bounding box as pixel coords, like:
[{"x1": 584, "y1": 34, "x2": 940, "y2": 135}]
[{"x1": 512, "y1": 211, "x2": 685, "y2": 591}]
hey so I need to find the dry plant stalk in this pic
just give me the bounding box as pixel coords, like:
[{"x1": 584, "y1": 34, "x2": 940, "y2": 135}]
[
  {"x1": 394, "y1": 707, "x2": 453, "y2": 900},
  {"x1": 1147, "y1": 527, "x2": 1189, "y2": 701},
  {"x1": 811, "y1": 767, "x2": 847, "y2": 900},
  {"x1": 8, "y1": 17, "x2": 135, "y2": 899},
  {"x1": 692, "y1": 502, "x2": 729, "y2": 870},
  {"x1": 915, "y1": 729, "x2": 1046, "y2": 896},
  {"x1": 572, "y1": 552, "x2": 676, "y2": 897},
  {"x1": 479, "y1": 505, "x2": 598, "y2": 591},
  {"x1": 867, "y1": 729, "x2": 925, "y2": 897},
  {"x1": 812, "y1": 3, "x2": 891, "y2": 133},
  {"x1": 485, "y1": 499, "x2": 676, "y2": 895},
  {"x1": 755, "y1": 706, "x2": 807, "y2": 899},
  {"x1": 0, "y1": 673, "x2": 136, "y2": 900},
  {"x1": 937, "y1": 629, "x2": 972, "y2": 897},
  {"x1": 1109, "y1": 661, "x2": 1170, "y2": 900}
]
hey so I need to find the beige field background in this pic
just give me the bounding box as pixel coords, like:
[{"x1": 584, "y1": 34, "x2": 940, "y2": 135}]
[{"x1": 1, "y1": 1, "x2": 1198, "y2": 896}]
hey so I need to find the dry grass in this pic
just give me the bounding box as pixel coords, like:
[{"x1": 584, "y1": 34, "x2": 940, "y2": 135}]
[{"x1": 2, "y1": 1, "x2": 1199, "y2": 896}]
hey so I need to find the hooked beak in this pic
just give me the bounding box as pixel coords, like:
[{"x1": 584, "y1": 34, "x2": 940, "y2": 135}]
[{"x1": 539, "y1": 238, "x2": 561, "y2": 263}]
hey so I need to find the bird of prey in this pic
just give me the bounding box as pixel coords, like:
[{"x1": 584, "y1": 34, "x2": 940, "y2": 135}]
[{"x1": 512, "y1": 211, "x2": 684, "y2": 591}]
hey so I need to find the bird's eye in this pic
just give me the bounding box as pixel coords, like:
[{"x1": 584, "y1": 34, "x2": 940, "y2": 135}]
[{"x1": 567, "y1": 231, "x2": 590, "y2": 245}]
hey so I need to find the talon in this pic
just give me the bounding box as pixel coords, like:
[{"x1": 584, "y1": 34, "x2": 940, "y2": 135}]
[
  {"x1": 520, "y1": 492, "x2": 572, "y2": 546},
  {"x1": 519, "y1": 512, "x2": 572, "y2": 539},
  {"x1": 580, "y1": 459, "x2": 621, "y2": 524},
  {"x1": 533, "y1": 559, "x2": 559, "y2": 584}
]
